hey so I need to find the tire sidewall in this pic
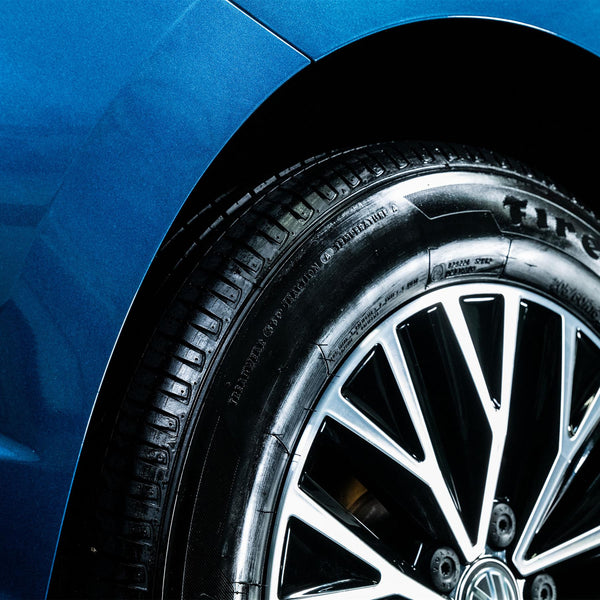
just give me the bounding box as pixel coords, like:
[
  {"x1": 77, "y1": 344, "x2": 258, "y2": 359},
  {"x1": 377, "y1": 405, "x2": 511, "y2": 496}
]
[{"x1": 170, "y1": 167, "x2": 600, "y2": 598}]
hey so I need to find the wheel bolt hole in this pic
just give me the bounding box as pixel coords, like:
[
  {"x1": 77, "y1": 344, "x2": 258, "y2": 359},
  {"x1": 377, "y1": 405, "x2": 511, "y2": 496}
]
[
  {"x1": 498, "y1": 516, "x2": 510, "y2": 532},
  {"x1": 527, "y1": 573, "x2": 557, "y2": 600},
  {"x1": 440, "y1": 558, "x2": 454, "y2": 577},
  {"x1": 489, "y1": 502, "x2": 516, "y2": 549},
  {"x1": 430, "y1": 547, "x2": 460, "y2": 592}
]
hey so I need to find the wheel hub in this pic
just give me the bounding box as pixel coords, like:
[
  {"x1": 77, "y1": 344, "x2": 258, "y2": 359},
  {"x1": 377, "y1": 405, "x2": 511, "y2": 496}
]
[{"x1": 456, "y1": 558, "x2": 520, "y2": 600}]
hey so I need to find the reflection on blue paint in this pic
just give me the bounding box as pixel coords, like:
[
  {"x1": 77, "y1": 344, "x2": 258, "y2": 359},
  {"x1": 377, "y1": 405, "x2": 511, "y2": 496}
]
[
  {"x1": 0, "y1": 204, "x2": 48, "y2": 228},
  {"x1": 0, "y1": 433, "x2": 38, "y2": 463}
]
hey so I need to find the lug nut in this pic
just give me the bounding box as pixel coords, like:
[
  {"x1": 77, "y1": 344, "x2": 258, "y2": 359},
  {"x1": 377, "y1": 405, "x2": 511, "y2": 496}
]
[
  {"x1": 430, "y1": 547, "x2": 460, "y2": 593},
  {"x1": 488, "y1": 502, "x2": 516, "y2": 549},
  {"x1": 526, "y1": 573, "x2": 557, "y2": 600}
]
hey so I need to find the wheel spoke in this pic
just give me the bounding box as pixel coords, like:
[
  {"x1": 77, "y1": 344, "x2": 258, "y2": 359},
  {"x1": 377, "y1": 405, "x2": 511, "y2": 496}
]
[
  {"x1": 442, "y1": 296, "x2": 498, "y2": 424},
  {"x1": 286, "y1": 582, "x2": 442, "y2": 600},
  {"x1": 323, "y1": 385, "x2": 473, "y2": 562},
  {"x1": 513, "y1": 316, "x2": 600, "y2": 575},
  {"x1": 280, "y1": 485, "x2": 444, "y2": 600},
  {"x1": 322, "y1": 389, "x2": 423, "y2": 481},
  {"x1": 285, "y1": 587, "x2": 394, "y2": 600},
  {"x1": 516, "y1": 524, "x2": 600, "y2": 577},
  {"x1": 442, "y1": 293, "x2": 519, "y2": 555},
  {"x1": 377, "y1": 324, "x2": 477, "y2": 563},
  {"x1": 499, "y1": 292, "x2": 521, "y2": 435}
]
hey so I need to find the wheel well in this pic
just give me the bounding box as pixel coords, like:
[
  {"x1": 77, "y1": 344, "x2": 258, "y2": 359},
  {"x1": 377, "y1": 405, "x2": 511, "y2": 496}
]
[
  {"x1": 50, "y1": 17, "x2": 600, "y2": 595},
  {"x1": 194, "y1": 17, "x2": 600, "y2": 208}
]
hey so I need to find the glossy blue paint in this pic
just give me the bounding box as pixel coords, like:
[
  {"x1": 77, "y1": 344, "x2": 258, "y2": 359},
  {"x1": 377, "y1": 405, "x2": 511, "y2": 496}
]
[
  {"x1": 235, "y1": 0, "x2": 600, "y2": 59},
  {"x1": 0, "y1": 2, "x2": 307, "y2": 597},
  {"x1": 0, "y1": 0, "x2": 599, "y2": 598},
  {"x1": 0, "y1": 0, "x2": 197, "y2": 305}
]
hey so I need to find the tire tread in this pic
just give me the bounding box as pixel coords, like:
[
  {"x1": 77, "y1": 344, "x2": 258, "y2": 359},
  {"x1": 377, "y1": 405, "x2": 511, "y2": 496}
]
[{"x1": 90, "y1": 141, "x2": 580, "y2": 597}]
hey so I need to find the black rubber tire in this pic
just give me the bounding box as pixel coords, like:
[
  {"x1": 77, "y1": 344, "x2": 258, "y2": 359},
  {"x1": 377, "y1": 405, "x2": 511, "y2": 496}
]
[{"x1": 91, "y1": 142, "x2": 600, "y2": 598}]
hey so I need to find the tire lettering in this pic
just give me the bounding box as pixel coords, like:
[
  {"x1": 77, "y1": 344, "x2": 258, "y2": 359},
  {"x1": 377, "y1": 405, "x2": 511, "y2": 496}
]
[
  {"x1": 535, "y1": 208, "x2": 549, "y2": 229},
  {"x1": 445, "y1": 258, "x2": 476, "y2": 276},
  {"x1": 503, "y1": 196, "x2": 528, "y2": 225},
  {"x1": 447, "y1": 259, "x2": 471, "y2": 269},
  {"x1": 555, "y1": 217, "x2": 576, "y2": 238},
  {"x1": 333, "y1": 205, "x2": 395, "y2": 251},
  {"x1": 330, "y1": 276, "x2": 425, "y2": 364},
  {"x1": 230, "y1": 260, "x2": 323, "y2": 404},
  {"x1": 503, "y1": 195, "x2": 599, "y2": 261},
  {"x1": 549, "y1": 279, "x2": 600, "y2": 322},
  {"x1": 446, "y1": 265, "x2": 477, "y2": 276},
  {"x1": 228, "y1": 338, "x2": 267, "y2": 404},
  {"x1": 583, "y1": 234, "x2": 600, "y2": 259}
]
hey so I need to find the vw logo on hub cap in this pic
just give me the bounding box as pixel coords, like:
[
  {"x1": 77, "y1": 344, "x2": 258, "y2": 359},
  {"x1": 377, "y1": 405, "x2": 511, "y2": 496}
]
[{"x1": 457, "y1": 558, "x2": 520, "y2": 600}]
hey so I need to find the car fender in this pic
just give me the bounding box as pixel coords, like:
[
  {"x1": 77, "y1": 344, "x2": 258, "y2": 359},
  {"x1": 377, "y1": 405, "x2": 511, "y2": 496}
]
[{"x1": 0, "y1": 2, "x2": 306, "y2": 598}]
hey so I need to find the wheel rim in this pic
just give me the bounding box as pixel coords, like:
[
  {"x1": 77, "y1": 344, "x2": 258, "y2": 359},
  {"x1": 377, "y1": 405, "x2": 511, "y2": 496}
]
[{"x1": 266, "y1": 282, "x2": 600, "y2": 599}]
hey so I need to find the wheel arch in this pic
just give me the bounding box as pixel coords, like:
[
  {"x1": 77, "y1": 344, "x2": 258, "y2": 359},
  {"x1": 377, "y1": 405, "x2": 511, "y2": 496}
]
[
  {"x1": 196, "y1": 16, "x2": 600, "y2": 205},
  {"x1": 50, "y1": 16, "x2": 600, "y2": 594}
]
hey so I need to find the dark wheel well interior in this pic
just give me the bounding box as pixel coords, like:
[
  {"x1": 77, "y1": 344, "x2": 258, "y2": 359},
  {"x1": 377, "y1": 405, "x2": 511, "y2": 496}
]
[
  {"x1": 195, "y1": 17, "x2": 600, "y2": 209},
  {"x1": 50, "y1": 17, "x2": 600, "y2": 595}
]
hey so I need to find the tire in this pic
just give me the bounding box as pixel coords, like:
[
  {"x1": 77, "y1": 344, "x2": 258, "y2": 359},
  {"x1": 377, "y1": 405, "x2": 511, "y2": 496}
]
[{"x1": 93, "y1": 142, "x2": 600, "y2": 598}]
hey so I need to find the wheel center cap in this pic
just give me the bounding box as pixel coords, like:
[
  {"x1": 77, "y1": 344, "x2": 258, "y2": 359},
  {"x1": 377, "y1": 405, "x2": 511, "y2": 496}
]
[{"x1": 456, "y1": 558, "x2": 520, "y2": 600}]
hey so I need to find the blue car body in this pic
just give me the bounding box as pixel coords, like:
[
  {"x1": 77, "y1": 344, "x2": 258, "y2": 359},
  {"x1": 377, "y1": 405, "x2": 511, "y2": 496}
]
[{"x1": 1, "y1": 1, "x2": 599, "y2": 597}]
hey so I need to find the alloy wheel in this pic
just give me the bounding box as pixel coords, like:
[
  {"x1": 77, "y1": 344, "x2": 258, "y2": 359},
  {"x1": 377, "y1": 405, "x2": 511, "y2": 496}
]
[{"x1": 267, "y1": 282, "x2": 600, "y2": 599}]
